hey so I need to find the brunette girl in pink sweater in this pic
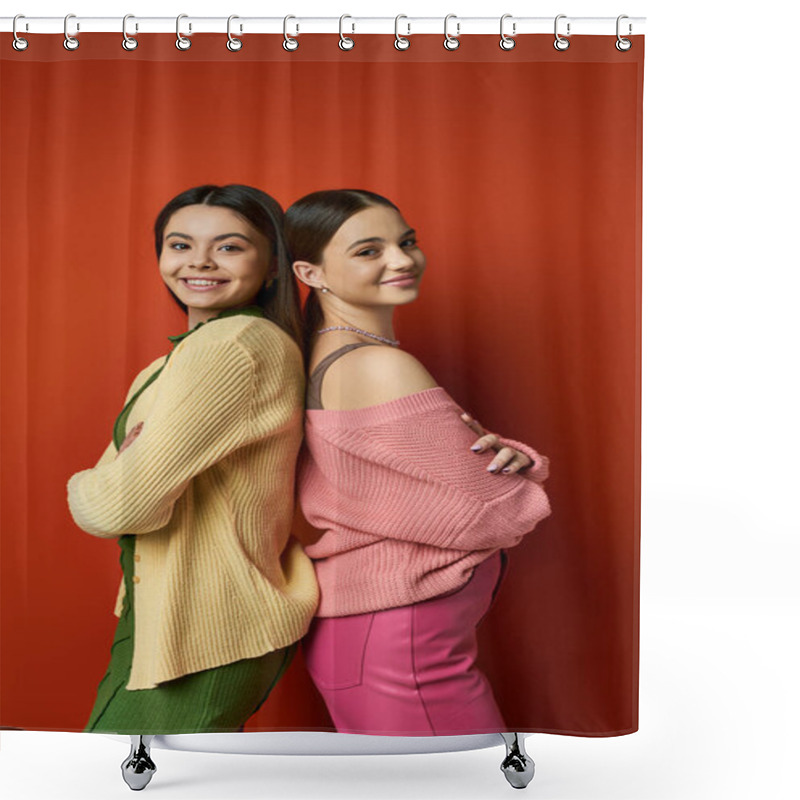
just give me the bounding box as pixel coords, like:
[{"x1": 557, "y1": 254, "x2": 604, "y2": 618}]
[{"x1": 287, "y1": 190, "x2": 551, "y2": 736}]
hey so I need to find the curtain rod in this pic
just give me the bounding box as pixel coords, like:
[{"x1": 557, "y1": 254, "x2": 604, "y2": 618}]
[{"x1": 1, "y1": 16, "x2": 646, "y2": 37}]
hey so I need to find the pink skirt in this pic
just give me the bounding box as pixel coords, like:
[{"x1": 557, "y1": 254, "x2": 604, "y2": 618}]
[{"x1": 303, "y1": 551, "x2": 507, "y2": 736}]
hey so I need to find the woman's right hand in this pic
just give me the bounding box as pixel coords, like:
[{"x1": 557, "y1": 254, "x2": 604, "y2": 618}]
[{"x1": 117, "y1": 422, "x2": 143, "y2": 456}]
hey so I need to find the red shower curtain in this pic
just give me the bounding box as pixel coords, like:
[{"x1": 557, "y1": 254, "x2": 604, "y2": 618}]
[{"x1": 0, "y1": 32, "x2": 643, "y2": 735}]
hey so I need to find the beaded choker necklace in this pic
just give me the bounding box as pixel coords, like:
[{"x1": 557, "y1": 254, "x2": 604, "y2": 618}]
[{"x1": 316, "y1": 325, "x2": 400, "y2": 347}]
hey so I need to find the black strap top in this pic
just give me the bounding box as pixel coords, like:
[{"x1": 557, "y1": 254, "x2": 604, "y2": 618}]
[{"x1": 306, "y1": 342, "x2": 381, "y2": 410}]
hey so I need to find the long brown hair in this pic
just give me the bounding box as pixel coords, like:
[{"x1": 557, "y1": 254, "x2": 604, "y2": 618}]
[
  {"x1": 284, "y1": 189, "x2": 399, "y2": 365},
  {"x1": 154, "y1": 184, "x2": 303, "y2": 349}
]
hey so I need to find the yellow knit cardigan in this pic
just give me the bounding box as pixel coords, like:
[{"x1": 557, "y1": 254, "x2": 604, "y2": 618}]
[{"x1": 67, "y1": 314, "x2": 319, "y2": 690}]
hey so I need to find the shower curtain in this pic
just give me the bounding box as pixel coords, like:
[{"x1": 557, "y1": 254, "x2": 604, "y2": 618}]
[{"x1": 0, "y1": 30, "x2": 643, "y2": 737}]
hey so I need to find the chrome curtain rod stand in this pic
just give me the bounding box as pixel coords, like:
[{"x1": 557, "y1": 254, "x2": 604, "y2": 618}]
[
  {"x1": 117, "y1": 732, "x2": 535, "y2": 790},
  {"x1": 122, "y1": 735, "x2": 157, "y2": 791}
]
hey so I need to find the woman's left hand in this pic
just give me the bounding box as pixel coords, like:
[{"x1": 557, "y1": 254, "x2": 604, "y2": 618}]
[
  {"x1": 117, "y1": 422, "x2": 144, "y2": 457},
  {"x1": 460, "y1": 413, "x2": 533, "y2": 474}
]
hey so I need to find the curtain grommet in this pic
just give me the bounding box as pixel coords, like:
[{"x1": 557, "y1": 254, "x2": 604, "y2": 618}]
[
  {"x1": 394, "y1": 15, "x2": 410, "y2": 50},
  {"x1": 122, "y1": 14, "x2": 138, "y2": 50},
  {"x1": 615, "y1": 15, "x2": 632, "y2": 51},
  {"x1": 553, "y1": 14, "x2": 570, "y2": 51},
  {"x1": 12, "y1": 15, "x2": 29, "y2": 51},
  {"x1": 176, "y1": 14, "x2": 191, "y2": 50},
  {"x1": 443, "y1": 14, "x2": 460, "y2": 51},
  {"x1": 63, "y1": 13, "x2": 79, "y2": 51},
  {"x1": 283, "y1": 15, "x2": 299, "y2": 51},
  {"x1": 339, "y1": 14, "x2": 355, "y2": 51},
  {"x1": 227, "y1": 15, "x2": 243, "y2": 51},
  {"x1": 499, "y1": 14, "x2": 516, "y2": 50}
]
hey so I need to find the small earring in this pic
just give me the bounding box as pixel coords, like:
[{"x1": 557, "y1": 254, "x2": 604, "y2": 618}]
[{"x1": 320, "y1": 287, "x2": 329, "y2": 294}]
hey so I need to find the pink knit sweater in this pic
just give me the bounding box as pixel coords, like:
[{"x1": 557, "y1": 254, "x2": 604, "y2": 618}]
[{"x1": 298, "y1": 386, "x2": 551, "y2": 617}]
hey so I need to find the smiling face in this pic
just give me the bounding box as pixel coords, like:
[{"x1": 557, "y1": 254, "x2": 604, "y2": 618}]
[
  {"x1": 317, "y1": 205, "x2": 426, "y2": 307},
  {"x1": 158, "y1": 204, "x2": 272, "y2": 325}
]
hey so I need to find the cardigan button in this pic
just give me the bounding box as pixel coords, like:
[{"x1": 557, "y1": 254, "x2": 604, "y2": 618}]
[
  {"x1": 134, "y1": 555, "x2": 141, "y2": 562},
  {"x1": 132, "y1": 576, "x2": 141, "y2": 584}
]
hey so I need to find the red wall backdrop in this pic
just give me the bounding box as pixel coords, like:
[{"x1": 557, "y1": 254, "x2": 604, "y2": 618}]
[{"x1": 1, "y1": 33, "x2": 643, "y2": 735}]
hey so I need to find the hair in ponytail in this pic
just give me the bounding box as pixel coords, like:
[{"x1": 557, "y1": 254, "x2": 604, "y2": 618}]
[{"x1": 284, "y1": 189, "x2": 399, "y2": 366}]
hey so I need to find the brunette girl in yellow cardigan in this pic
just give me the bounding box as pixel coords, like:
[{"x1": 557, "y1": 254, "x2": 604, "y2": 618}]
[{"x1": 67, "y1": 185, "x2": 318, "y2": 737}]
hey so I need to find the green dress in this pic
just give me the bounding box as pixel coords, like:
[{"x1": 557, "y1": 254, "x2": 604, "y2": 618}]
[{"x1": 85, "y1": 307, "x2": 295, "y2": 734}]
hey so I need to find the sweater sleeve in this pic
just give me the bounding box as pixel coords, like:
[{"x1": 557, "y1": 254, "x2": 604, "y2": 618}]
[
  {"x1": 92, "y1": 440, "x2": 118, "y2": 469},
  {"x1": 67, "y1": 335, "x2": 260, "y2": 537},
  {"x1": 304, "y1": 402, "x2": 551, "y2": 552},
  {"x1": 86, "y1": 357, "x2": 169, "y2": 472}
]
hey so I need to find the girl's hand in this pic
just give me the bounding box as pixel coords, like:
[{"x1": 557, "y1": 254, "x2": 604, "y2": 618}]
[
  {"x1": 460, "y1": 413, "x2": 533, "y2": 475},
  {"x1": 117, "y1": 422, "x2": 143, "y2": 456}
]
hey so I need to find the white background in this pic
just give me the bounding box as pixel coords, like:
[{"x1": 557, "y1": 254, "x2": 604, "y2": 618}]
[{"x1": 2, "y1": 1, "x2": 798, "y2": 798}]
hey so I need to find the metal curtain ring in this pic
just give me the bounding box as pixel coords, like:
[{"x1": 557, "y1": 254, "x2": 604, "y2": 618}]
[
  {"x1": 394, "y1": 15, "x2": 410, "y2": 50},
  {"x1": 122, "y1": 14, "x2": 138, "y2": 51},
  {"x1": 63, "y1": 13, "x2": 79, "y2": 51},
  {"x1": 616, "y1": 15, "x2": 632, "y2": 51},
  {"x1": 12, "y1": 14, "x2": 29, "y2": 51},
  {"x1": 339, "y1": 14, "x2": 354, "y2": 50},
  {"x1": 443, "y1": 14, "x2": 460, "y2": 51},
  {"x1": 499, "y1": 14, "x2": 516, "y2": 50},
  {"x1": 227, "y1": 15, "x2": 243, "y2": 51},
  {"x1": 283, "y1": 15, "x2": 299, "y2": 51},
  {"x1": 553, "y1": 14, "x2": 570, "y2": 51},
  {"x1": 176, "y1": 14, "x2": 191, "y2": 50}
]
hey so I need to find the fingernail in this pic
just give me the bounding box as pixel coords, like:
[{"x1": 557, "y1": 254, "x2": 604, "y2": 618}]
[
  {"x1": 502, "y1": 468, "x2": 511, "y2": 473},
  {"x1": 471, "y1": 445, "x2": 481, "y2": 451},
  {"x1": 488, "y1": 464, "x2": 497, "y2": 472}
]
